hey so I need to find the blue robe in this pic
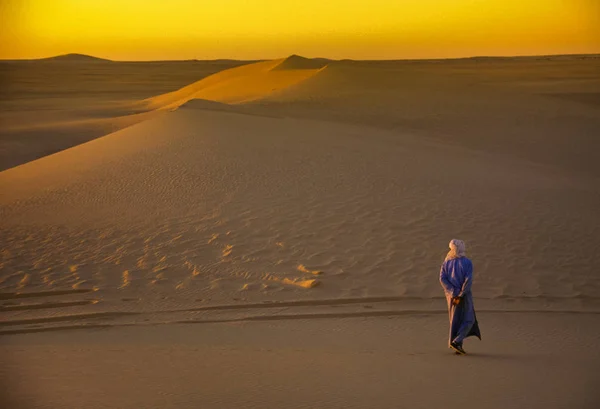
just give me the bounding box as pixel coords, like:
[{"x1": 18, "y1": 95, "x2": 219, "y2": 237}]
[{"x1": 439, "y1": 257, "x2": 481, "y2": 346}]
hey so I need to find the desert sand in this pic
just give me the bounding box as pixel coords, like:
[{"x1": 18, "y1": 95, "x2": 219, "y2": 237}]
[
  {"x1": 0, "y1": 55, "x2": 252, "y2": 171},
  {"x1": 1, "y1": 54, "x2": 600, "y2": 408}
]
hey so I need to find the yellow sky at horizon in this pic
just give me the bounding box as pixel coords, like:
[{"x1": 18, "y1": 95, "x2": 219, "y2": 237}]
[{"x1": 1, "y1": 0, "x2": 599, "y2": 60}]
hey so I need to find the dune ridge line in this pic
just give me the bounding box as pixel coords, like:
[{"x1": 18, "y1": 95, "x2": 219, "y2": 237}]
[{"x1": 143, "y1": 55, "x2": 329, "y2": 110}]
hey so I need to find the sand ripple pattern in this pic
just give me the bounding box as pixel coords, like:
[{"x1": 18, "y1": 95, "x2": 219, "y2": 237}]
[{"x1": 1, "y1": 110, "x2": 599, "y2": 331}]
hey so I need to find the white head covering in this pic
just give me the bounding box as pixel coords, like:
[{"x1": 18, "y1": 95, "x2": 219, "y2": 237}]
[{"x1": 445, "y1": 239, "x2": 466, "y2": 262}]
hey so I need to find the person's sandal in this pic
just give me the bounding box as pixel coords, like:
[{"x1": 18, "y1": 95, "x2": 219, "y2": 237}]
[{"x1": 450, "y1": 342, "x2": 466, "y2": 355}]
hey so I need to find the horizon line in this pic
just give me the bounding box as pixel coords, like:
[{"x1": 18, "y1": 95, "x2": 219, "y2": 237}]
[{"x1": 2, "y1": 52, "x2": 599, "y2": 63}]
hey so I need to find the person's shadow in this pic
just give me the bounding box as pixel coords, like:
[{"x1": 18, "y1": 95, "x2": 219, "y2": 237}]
[
  {"x1": 461, "y1": 352, "x2": 548, "y2": 364},
  {"x1": 465, "y1": 352, "x2": 518, "y2": 360}
]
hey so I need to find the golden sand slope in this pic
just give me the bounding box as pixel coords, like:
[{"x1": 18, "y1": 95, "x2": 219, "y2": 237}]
[
  {"x1": 253, "y1": 57, "x2": 600, "y2": 177},
  {"x1": 1, "y1": 57, "x2": 599, "y2": 409},
  {"x1": 5, "y1": 55, "x2": 598, "y2": 176},
  {"x1": 142, "y1": 55, "x2": 600, "y2": 176},
  {"x1": 1, "y1": 106, "x2": 599, "y2": 336},
  {"x1": 1, "y1": 56, "x2": 599, "y2": 336},
  {"x1": 1, "y1": 55, "x2": 329, "y2": 171},
  {"x1": 0, "y1": 59, "x2": 249, "y2": 170},
  {"x1": 144, "y1": 55, "x2": 328, "y2": 109},
  {"x1": 0, "y1": 55, "x2": 327, "y2": 171}
]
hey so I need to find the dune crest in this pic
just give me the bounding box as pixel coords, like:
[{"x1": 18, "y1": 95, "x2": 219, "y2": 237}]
[
  {"x1": 144, "y1": 56, "x2": 328, "y2": 110},
  {"x1": 40, "y1": 53, "x2": 111, "y2": 62},
  {"x1": 270, "y1": 54, "x2": 330, "y2": 70}
]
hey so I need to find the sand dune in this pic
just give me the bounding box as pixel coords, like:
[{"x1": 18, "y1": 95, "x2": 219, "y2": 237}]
[
  {"x1": 0, "y1": 55, "x2": 331, "y2": 170},
  {"x1": 137, "y1": 54, "x2": 600, "y2": 176},
  {"x1": 144, "y1": 55, "x2": 328, "y2": 109},
  {"x1": 1, "y1": 105, "x2": 599, "y2": 335},
  {"x1": 1, "y1": 54, "x2": 600, "y2": 408},
  {"x1": 2, "y1": 56, "x2": 599, "y2": 321},
  {"x1": 0, "y1": 58, "x2": 251, "y2": 170},
  {"x1": 255, "y1": 56, "x2": 600, "y2": 177},
  {"x1": 4, "y1": 54, "x2": 598, "y2": 175},
  {"x1": 271, "y1": 54, "x2": 331, "y2": 70},
  {"x1": 39, "y1": 53, "x2": 112, "y2": 62}
]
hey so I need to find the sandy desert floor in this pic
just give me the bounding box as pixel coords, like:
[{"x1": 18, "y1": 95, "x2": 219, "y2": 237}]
[
  {"x1": 1, "y1": 54, "x2": 599, "y2": 408},
  {"x1": 3, "y1": 314, "x2": 599, "y2": 409}
]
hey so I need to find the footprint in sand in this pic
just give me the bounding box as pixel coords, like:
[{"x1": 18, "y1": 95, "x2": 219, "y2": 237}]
[
  {"x1": 118, "y1": 270, "x2": 131, "y2": 289},
  {"x1": 297, "y1": 264, "x2": 323, "y2": 275},
  {"x1": 17, "y1": 273, "x2": 31, "y2": 289},
  {"x1": 282, "y1": 277, "x2": 321, "y2": 289},
  {"x1": 222, "y1": 244, "x2": 233, "y2": 257}
]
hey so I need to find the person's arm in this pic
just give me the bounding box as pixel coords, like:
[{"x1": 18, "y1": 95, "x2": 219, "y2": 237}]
[
  {"x1": 457, "y1": 260, "x2": 473, "y2": 298},
  {"x1": 439, "y1": 262, "x2": 457, "y2": 297}
]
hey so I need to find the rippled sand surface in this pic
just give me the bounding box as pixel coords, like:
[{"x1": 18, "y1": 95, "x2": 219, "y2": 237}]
[
  {"x1": 2, "y1": 59, "x2": 600, "y2": 333},
  {"x1": 1, "y1": 55, "x2": 599, "y2": 408}
]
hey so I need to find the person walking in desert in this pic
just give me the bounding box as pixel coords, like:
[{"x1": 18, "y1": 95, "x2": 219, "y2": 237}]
[{"x1": 439, "y1": 239, "x2": 481, "y2": 355}]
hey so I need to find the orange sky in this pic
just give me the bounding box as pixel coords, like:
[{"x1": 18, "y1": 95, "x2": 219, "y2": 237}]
[{"x1": 1, "y1": 0, "x2": 599, "y2": 60}]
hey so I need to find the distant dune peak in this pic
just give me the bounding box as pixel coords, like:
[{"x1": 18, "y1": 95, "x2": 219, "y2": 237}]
[
  {"x1": 42, "y1": 53, "x2": 111, "y2": 62},
  {"x1": 144, "y1": 57, "x2": 328, "y2": 110},
  {"x1": 271, "y1": 55, "x2": 330, "y2": 71}
]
